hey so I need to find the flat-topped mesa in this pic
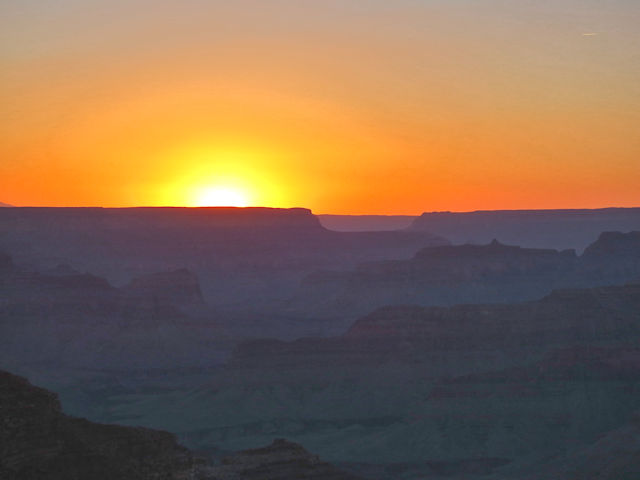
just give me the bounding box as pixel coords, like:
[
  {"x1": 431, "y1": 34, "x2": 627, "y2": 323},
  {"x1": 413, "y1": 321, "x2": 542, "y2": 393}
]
[
  {"x1": 124, "y1": 268, "x2": 205, "y2": 306},
  {"x1": 0, "y1": 206, "x2": 324, "y2": 231},
  {"x1": 115, "y1": 207, "x2": 323, "y2": 230}
]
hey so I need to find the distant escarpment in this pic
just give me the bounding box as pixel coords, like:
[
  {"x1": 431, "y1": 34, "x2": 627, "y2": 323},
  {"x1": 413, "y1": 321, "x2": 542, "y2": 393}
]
[
  {"x1": 235, "y1": 283, "x2": 640, "y2": 367},
  {"x1": 0, "y1": 207, "x2": 446, "y2": 308},
  {"x1": 0, "y1": 369, "x2": 199, "y2": 479},
  {"x1": 0, "y1": 253, "x2": 224, "y2": 370},
  {"x1": 408, "y1": 207, "x2": 640, "y2": 251},
  {"x1": 290, "y1": 232, "x2": 640, "y2": 318}
]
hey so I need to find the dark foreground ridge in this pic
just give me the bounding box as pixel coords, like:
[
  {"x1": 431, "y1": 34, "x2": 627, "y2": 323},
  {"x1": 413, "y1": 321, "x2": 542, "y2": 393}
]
[
  {"x1": 0, "y1": 370, "x2": 363, "y2": 480},
  {"x1": 0, "y1": 369, "x2": 198, "y2": 479}
]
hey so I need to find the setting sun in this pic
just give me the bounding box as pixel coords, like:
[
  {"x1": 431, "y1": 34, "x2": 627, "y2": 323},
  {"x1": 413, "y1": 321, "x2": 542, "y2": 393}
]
[{"x1": 194, "y1": 186, "x2": 250, "y2": 207}]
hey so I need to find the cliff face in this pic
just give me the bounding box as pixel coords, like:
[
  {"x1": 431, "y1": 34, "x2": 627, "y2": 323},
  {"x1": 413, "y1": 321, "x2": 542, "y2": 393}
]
[{"x1": 0, "y1": 370, "x2": 199, "y2": 480}]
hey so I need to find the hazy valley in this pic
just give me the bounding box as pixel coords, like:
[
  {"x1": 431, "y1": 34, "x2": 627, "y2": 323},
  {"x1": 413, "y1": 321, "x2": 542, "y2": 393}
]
[{"x1": 1, "y1": 206, "x2": 639, "y2": 479}]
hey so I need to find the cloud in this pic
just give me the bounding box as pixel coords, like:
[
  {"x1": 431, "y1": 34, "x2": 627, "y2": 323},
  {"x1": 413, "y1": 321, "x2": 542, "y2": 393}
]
[{"x1": 582, "y1": 33, "x2": 599, "y2": 36}]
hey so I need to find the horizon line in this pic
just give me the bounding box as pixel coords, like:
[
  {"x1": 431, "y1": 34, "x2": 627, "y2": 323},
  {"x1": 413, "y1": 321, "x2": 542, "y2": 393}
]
[{"x1": 2, "y1": 204, "x2": 640, "y2": 216}]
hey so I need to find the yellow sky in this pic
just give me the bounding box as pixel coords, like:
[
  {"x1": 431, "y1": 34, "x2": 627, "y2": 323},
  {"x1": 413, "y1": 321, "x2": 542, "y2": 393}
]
[{"x1": 1, "y1": 1, "x2": 639, "y2": 213}]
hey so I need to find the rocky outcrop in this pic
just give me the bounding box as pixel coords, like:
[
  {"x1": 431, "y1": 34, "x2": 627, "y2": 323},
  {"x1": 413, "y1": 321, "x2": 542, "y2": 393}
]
[
  {"x1": 580, "y1": 231, "x2": 640, "y2": 281},
  {"x1": 0, "y1": 370, "x2": 201, "y2": 480},
  {"x1": 583, "y1": 231, "x2": 640, "y2": 258},
  {"x1": 207, "y1": 439, "x2": 362, "y2": 479}
]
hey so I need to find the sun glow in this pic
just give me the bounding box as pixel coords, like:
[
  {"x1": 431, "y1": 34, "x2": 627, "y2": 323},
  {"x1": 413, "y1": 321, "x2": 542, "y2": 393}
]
[
  {"x1": 156, "y1": 145, "x2": 293, "y2": 209},
  {"x1": 194, "y1": 186, "x2": 250, "y2": 207}
]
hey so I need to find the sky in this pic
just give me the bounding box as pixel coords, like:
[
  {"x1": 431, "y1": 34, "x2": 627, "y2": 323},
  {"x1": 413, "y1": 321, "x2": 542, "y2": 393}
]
[{"x1": 1, "y1": 0, "x2": 639, "y2": 214}]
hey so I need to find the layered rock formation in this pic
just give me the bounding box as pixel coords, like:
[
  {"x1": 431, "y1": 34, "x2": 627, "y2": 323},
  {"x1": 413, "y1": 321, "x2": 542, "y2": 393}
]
[
  {"x1": 0, "y1": 207, "x2": 445, "y2": 305},
  {"x1": 237, "y1": 284, "x2": 640, "y2": 367},
  {"x1": 290, "y1": 233, "x2": 640, "y2": 319}
]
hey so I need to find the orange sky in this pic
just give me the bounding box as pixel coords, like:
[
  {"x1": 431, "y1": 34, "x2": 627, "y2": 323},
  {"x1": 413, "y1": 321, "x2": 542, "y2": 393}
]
[{"x1": 1, "y1": 1, "x2": 639, "y2": 214}]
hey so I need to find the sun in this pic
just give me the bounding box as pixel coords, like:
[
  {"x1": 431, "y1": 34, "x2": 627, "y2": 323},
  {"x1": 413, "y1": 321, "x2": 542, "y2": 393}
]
[{"x1": 194, "y1": 186, "x2": 250, "y2": 207}]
